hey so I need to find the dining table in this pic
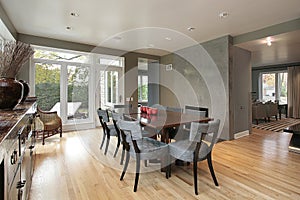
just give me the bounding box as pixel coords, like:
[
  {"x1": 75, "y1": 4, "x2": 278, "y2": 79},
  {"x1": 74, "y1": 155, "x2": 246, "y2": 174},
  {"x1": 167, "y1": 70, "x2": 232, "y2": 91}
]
[
  {"x1": 122, "y1": 108, "x2": 211, "y2": 143},
  {"x1": 114, "y1": 107, "x2": 212, "y2": 171}
]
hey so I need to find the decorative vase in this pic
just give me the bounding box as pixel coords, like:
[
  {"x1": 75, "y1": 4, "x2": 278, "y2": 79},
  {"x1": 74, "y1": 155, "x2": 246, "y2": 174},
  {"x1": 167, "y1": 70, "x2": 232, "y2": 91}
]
[
  {"x1": 0, "y1": 77, "x2": 24, "y2": 110},
  {"x1": 19, "y1": 80, "x2": 30, "y2": 103}
]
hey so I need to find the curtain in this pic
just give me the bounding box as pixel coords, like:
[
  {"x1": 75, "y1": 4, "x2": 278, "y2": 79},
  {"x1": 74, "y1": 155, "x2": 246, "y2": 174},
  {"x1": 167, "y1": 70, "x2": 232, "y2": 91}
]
[{"x1": 287, "y1": 66, "x2": 300, "y2": 118}]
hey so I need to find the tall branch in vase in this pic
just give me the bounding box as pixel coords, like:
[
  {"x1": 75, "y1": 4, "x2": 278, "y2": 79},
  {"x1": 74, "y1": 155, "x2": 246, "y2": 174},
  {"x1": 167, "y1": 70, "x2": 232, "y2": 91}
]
[{"x1": 0, "y1": 41, "x2": 34, "y2": 78}]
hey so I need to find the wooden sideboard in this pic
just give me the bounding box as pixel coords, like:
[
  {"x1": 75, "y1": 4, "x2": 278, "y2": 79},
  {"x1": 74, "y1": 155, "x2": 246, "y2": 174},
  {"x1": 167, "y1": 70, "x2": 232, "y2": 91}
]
[{"x1": 0, "y1": 101, "x2": 37, "y2": 200}]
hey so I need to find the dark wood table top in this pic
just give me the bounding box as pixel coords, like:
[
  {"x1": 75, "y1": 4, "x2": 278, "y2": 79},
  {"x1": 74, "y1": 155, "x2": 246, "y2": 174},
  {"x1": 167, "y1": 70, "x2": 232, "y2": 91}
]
[
  {"x1": 284, "y1": 123, "x2": 300, "y2": 134},
  {"x1": 124, "y1": 110, "x2": 211, "y2": 130}
]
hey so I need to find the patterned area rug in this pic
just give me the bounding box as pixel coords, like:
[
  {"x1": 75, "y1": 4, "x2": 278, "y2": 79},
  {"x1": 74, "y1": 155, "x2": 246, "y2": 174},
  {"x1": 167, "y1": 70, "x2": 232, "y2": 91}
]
[{"x1": 252, "y1": 118, "x2": 300, "y2": 132}]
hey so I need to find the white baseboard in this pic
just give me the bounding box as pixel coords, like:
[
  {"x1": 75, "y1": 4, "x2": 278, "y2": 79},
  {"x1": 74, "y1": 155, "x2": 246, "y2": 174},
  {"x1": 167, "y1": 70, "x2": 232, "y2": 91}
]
[{"x1": 234, "y1": 130, "x2": 249, "y2": 139}]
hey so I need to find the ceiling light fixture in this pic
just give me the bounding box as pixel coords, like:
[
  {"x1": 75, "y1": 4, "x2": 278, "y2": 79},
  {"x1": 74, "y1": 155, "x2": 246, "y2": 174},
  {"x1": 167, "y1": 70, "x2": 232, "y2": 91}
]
[
  {"x1": 70, "y1": 12, "x2": 79, "y2": 17},
  {"x1": 266, "y1": 36, "x2": 272, "y2": 46},
  {"x1": 165, "y1": 37, "x2": 172, "y2": 41},
  {"x1": 219, "y1": 12, "x2": 229, "y2": 19},
  {"x1": 187, "y1": 27, "x2": 195, "y2": 31}
]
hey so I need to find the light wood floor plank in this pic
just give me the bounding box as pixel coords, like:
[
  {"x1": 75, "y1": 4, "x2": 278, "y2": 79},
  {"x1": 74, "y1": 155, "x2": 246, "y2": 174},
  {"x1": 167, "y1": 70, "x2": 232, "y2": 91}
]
[{"x1": 29, "y1": 128, "x2": 300, "y2": 199}]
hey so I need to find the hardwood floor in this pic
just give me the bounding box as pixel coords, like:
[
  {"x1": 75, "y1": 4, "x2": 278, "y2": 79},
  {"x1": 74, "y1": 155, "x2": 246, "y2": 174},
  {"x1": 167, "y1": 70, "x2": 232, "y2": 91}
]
[{"x1": 29, "y1": 128, "x2": 300, "y2": 200}]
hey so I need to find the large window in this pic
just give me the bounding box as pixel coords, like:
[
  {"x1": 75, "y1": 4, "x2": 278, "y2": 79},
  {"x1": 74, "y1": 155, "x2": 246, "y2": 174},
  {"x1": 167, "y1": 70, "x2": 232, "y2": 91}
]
[{"x1": 260, "y1": 71, "x2": 288, "y2": 104}]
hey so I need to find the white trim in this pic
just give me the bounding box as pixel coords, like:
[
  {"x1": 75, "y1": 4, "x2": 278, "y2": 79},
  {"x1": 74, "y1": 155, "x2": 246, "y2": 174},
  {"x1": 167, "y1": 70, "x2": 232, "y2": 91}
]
[{"x1": 234, "y1": 130, "x2": 249, "y2": 139}]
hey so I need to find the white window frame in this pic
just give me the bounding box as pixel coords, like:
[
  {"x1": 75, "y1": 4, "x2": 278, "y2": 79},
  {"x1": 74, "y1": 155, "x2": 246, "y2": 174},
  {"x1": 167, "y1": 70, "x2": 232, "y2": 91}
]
[{"x1": 259, "y1": 70, "x2": 288, "y2": 103}]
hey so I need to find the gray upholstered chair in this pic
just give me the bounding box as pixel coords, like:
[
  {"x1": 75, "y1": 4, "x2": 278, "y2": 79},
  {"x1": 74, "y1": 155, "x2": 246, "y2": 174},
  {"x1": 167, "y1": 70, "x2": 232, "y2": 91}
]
[
  {"x1": 111, "y1": 111, "x2": 126, "y2": 164},
  {"x1": 252, "y1": 103, "x2": 267, "y2": 124},
  {"x1": 166, "y1": 106, "x2": 183, "y2": 113},
  {"x1": 113, "y1": 104, "x2": 133, "y2": 109},
  {"x1": 97, "y1": 108, "x2": 121, "y2": 156},
  {"x1": 169, "y1": 119, "x2": 220, "y2": 195},
  {"x1": 175, "y1": 106, "x2": 207, "y2": 141},
  {"x1": 266, "y1": 101, "x2": 278, "y2": 121},
  {"x1": 117, "y1": 119, "x2": 169, "y2": 192}
]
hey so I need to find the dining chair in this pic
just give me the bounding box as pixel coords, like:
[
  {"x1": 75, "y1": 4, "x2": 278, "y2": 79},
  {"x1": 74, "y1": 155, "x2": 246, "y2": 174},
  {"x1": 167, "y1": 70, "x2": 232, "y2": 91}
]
[
  {"x1": 166, "y1": 106, "x2": 183, "y2": 113},
  {"x1": 168, "y1": 119, "x2": 220, "y2": 195},
  {"x1": 113, "y1": 104, "x2": 133, "y2": 109},
  {"x1": 176, "y1": 106, "x2": 208, "y2": 141},
  {"x1": 185, "y1": 105, "x2": 209, "y2": 117},
  {"x1": 97, "y1": 108, "x2": 121, "y2": 156},
  {"x1": 111, "y1": 111, "x2": 126, "y2": 164},
  {"x1": 165, "y1": 106, "x2": 183, "y2": 142},
  {"x1": 117, "y1": 119, "x2": 169, "y2": 192}
]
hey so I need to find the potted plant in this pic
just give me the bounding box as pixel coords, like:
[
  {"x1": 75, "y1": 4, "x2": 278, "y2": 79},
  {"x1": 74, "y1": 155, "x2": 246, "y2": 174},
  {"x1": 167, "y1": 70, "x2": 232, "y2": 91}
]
[{"x1": 0, "y1": 41, "x2": 34, "y2": 109}]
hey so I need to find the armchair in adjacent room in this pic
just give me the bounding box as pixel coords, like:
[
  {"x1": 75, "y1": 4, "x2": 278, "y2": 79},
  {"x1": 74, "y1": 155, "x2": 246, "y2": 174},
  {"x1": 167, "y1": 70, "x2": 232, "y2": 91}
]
[{"x1": 35, "y1": 107, "x2": 62, "y2": 145}]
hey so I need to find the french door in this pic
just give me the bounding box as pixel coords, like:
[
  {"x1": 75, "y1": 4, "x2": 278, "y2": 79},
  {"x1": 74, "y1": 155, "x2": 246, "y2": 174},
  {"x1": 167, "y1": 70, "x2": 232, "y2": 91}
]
[
  {"x1": 97, "y1": 66, "x2": 124, "y2": 109},
  {"x1": 34, "y1": 61, "x2": 92, "y2": 128}
]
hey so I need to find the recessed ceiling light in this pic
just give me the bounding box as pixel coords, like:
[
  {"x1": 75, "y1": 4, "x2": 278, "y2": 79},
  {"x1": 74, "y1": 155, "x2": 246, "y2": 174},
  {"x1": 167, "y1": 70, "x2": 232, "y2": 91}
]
[
  {"x1": 165, "y1": 37, "x2": 172, "y2": 41},
  {"x1": 66, "y1": 26, "x2": 72, "y2": 30},
  {"x1": 70, "y1": 12, "x2": 79, "y2": 17},
  {"x1": 266, "y1": 36, "x2": 272, "y2": 46},
  {"x1": 219, "y1": 12, "x2": 229, "y2": 19},
  {"x1": 187, "y1": 27, "x2": 195, "y2": 31}
]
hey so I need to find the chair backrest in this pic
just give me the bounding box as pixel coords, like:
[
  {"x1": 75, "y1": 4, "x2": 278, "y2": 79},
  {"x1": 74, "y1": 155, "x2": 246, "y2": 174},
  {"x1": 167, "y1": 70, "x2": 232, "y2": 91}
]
[
  {"x1": 185, "y1": 109, "x2": 206, "y2": 117},
  {"x1": 189, "y1": 122, "x2": 209, "y2": 142},
  {"x1": 97, "y1": 108, "x2": 109, "y2": 122},
  {"x1": 166, "y1": 106, "x2": 183, "y2": 113},
  {"x1": 114, "y1": 104, "x2": 133, "y2": 109},
  {"x1": 189, "y1": 119, "x2": 220, "y2": 151},
  {"x1": 205, "y1": 119, "x2": 221, "y2": 152},
  {"x1": 185, "y1": 105, "x2": 209, "y2": 117},
  {"x1": 111, "y1": 112, "x2": 122, "y2": 122},
  {"x1": 117, "y1": 119, "x2": 143, "y2": 142}
]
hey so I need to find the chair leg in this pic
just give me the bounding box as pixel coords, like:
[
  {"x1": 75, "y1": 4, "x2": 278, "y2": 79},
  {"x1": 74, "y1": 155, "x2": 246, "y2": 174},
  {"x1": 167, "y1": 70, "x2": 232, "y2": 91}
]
[
  {"x1": 207, "y1": 152, "x2": 219, "y2": 186},
  {"x1": 193, "y1": 160, "x2": 198, "y2": 195},
  {"x1": 134, "y1": 154, "x2": 141, "y2": 192},
  {"x1": 60, "y1": 127, "x2": 62, "y2": 137},
  {"x1": 42, "y1": 132, "x2": 45, "y2": 145},
  {"x1": 100, "y1": 132, "x2": 106, "y2": 150},
  {"x1": 166, "y1": 156, "x2": 170, "y2": 179},
  {"x1": 120, "y1": 146, "x2": 125, "y2": 165},
  {"x1": 104, "y1": 135, "x2": 110, "y2": 155},
  {"x1": 113, "y1": 137, "x2": 121, "y2": 157},
  {"x1": 120, "y1": 151, "x2": 130, "y2": 181}
]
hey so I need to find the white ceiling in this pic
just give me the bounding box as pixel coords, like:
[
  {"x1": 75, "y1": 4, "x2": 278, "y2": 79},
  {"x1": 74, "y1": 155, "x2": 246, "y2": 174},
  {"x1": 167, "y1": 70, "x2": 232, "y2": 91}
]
[{"x1": 1, "y1": 0, "x2": 300, "y2": 67}]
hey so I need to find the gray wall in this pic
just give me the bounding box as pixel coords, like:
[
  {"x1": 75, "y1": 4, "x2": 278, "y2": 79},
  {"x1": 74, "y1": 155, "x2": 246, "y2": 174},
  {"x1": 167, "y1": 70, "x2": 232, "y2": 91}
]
[{"x1": 160, "y1": 36, "x2": 231, "y2": 140}]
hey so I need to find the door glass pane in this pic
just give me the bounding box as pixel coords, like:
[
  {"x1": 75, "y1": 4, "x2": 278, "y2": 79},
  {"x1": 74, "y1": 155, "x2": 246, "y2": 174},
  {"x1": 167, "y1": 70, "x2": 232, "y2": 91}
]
[
  {"x1": 106, "y1": 71, "x2": 112, "y2": 103},
  {"x1": 67, "y1": 65, "x2": 89, "y2": 120},
  {"x1": 262, "y1": 73, "x2": 275, "y2": 102},
  {"x1": 105, "y1": 71, "x2": 118, "y2": 105},
  {"x1": 278, "y1": 72, "x2": 288, "y2": 104},
  {"x1": 35, "y1": 63, "x2": 61, "y2": 111},
  {"x1": 112, "y1": 72, "x2": 117, "y2": 103},
  {"x1": 138, "y1": 75, "x2": 148, "y2": 102}
]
